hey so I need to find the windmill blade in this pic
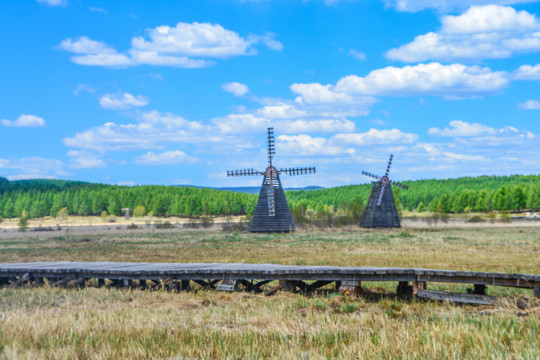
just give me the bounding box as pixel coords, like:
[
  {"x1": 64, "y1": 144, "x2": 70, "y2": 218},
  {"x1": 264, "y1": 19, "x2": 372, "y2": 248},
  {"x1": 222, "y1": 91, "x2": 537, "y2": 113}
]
[
  {"x1": 279, "y1": 167, "x2": 316, "y2": 175},
  {"x1": 376, "y1": 183, "x2": 387, "y2": 206},
  {"x1": 267, "y1": 127, "x2": 275, "y2": 167},
  {"x1": 226, "y1": 169, "x2": 262, "y2": 177},
  {"x1": 362, "y1": 171, "x2": 381, "y2": 180},
  {"x1": 384, "y1": 154, "x2": 393, "y2": 177},
  {"x1": 391, "y1": 180, "x2": 409, "y2": 190}
]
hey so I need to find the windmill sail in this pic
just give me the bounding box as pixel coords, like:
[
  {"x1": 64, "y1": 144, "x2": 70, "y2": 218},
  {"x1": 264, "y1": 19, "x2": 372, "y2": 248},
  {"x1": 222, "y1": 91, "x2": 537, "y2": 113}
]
[
  {"x1": 359, "y1": 154, "x2": 408, "y2": 228},
  {"x1": 227, "y1": 128, "x2": 315, "y2": 233}
]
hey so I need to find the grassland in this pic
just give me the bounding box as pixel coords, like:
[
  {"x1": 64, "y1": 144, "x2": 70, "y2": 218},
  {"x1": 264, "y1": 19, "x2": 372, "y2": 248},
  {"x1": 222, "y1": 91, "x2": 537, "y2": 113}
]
[{"x1": 0, "y1": 225, "x2": 539, "y2": 359}]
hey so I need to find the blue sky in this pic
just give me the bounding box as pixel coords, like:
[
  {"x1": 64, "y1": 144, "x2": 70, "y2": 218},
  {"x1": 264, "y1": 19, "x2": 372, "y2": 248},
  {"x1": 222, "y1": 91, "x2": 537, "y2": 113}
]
[{"x1": 1, "y1": 0, "x2": 540, "y2": 187}]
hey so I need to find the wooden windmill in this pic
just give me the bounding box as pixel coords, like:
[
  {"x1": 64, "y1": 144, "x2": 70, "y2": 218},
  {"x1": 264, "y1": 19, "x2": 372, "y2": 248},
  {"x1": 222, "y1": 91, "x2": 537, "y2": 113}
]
[
  {"x1": 360, "y1": 154, "x2": 408, "y2": 228},
  {"x1": 227, "y1": 128, "x2": 315, "y2": 232}
]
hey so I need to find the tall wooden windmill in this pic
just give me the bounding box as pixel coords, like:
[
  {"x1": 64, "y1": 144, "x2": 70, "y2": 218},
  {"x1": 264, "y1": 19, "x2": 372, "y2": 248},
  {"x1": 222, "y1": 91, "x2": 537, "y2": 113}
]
[
  {"x1": 360, "y1": 154, "x2": 408, "y2": 228},
  {"x1": 227, "y1": 128, "x2": 316, "y2": 232}
]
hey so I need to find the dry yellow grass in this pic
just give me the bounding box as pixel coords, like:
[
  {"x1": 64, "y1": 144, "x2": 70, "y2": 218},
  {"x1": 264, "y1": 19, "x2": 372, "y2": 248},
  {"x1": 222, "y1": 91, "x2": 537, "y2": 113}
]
[{"x1": 0, "y1": 225, "x2": 539, "y2": 359}]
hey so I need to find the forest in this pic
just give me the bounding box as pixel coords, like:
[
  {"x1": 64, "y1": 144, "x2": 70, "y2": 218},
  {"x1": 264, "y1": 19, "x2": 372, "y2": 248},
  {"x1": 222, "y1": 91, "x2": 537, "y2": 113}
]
[{"x1": 0, "y1": 175, "x2": 539, "y2": 220}]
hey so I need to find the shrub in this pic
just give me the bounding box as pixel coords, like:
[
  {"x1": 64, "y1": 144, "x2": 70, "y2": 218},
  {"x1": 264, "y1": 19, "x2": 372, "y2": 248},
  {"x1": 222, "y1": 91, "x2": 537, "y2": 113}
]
[
  {"x1": 155, "y1": 221, "x2": 175, "y2": 229},
  {"x1": 127, "y1": 223, "x2": 139, "y2": 230},
  {"x1": 468, "y1": 215, "x2": 485, "y2": 223}
]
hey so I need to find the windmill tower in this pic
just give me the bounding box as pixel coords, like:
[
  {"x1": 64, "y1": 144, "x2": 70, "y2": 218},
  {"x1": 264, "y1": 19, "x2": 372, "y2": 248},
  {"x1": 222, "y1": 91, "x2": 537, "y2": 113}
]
[
  {"x1": 227, "y1": 128, "x2": 316, "y2": 233},
  {"x1": 360, "y1": 154, "x2": 408, "y2": 228}
]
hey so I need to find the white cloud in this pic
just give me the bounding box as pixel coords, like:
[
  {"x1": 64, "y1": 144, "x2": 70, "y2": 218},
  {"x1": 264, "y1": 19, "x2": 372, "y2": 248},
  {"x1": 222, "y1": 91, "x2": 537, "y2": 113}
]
[
  {"x1": 513, "y1": 63, "x2": 540, "y2": 80},
  {"x1": 292, "y1": 63, "x2": 508, "y2": 100},
  {"x1": 0, "y1": 157, "x2": 65, "y2": 180},
  {"x1": 382, "y1": 0, "x2": 540, "y2": 13},
  {"x1": 519, "y1": 99, "x2": 540, "y2": 109},
  {"x1": 133, "y1": 150, "x2": 197, "y2": 165},
  {"x1": 386, "y1": 5, "x2": 540, "y2": 62},
  {"x1": 222, "y1": 82, "x2": 250, "y2": 96},
  {"x1": 277, "y1": 134, "x2": 351, "y2": 156},
  {"x1": 37, "y1": 0, "x2": 66, "y2": 6},
  {"x1": 67, "y1": 150, "x2": 106, "y2": 169},
  {"x1": 99, "y1": 92, "x2": 149, "y2": 110},
  {"x1": 59, "y1": 22, "x2": 282, "y2": 68},
  {"x1": 63, "y1": 111, "x2": 209, "y2": 151},
  {"x1": 349, "y1": 49, "x2": 367, "y2": 61},
  {"x1": 428, "y1": 120, "x2": 496, "y2": 137},
  {"x1": 1, "y1": 114, "x2": 46, "y2": 127},
  {"x1": 89, "y1": 6, "x2": 107, "y2": 14},
  {"x1": 332, "y1": 129, "x2": 419, "y2": 145}
]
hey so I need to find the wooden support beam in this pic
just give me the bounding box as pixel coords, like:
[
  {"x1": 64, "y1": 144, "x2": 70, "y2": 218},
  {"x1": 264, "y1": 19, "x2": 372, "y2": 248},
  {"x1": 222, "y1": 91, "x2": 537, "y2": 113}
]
[
  {"x1": 9, "y1": 273, "x2": 30, "y2": 288},
  {"x1": 217, "y1": 279, "x2": 239, "y2": 292},
  {"x1": 534, "y1": 287, "x2": 540, "y2": 299},
  {"x1": 396, "y1": 281, "x2": 412, "y2": 296},
  {"x1": 339, "y1": 280, "x2": 363, "y2": 297},
  {"x1": 416, "y1": 289, "x2": 496, "y2": 305},
  {"x1": 51, "y1": 276, "x2": 75, "y2": 288},
  {"x1": 412, "y1": 281, "x2": 426, "y2": 295},
  {"x1": 181, "y1": 280, "x2": 191, "y2": 291}
]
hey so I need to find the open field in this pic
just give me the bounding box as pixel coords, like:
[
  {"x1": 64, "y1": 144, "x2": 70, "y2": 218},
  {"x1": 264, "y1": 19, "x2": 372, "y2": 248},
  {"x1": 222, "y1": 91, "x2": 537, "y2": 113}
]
[{"x1": 0, "y1": 225, "x2": 539, "y2": 359}]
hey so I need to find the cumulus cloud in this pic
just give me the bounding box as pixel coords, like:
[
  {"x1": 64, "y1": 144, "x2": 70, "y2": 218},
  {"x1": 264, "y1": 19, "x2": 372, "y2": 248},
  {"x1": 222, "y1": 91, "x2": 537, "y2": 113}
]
[
  {"x1": 386, "y1": 5, "x2": 540, "y2": 62},
  {"x1": 1, "y1": 114, "x2": 46, "y2": 127},
  {"x1": 332, "y1": 129, "x2": 419, "y2": 145},
  {"x1": 382, "y1": 0, "x2": 540, "y2": 13},
  {"x1": 513, "y1": 63, "x2": 540, "y2": 80},
  {"x1": 63, "y1": 110, "x2": 210, "y2": 151},
  {"x1": 222, "y1": 82, "x2": 250, "y2": 96},
  {"x1": 67, "y1": 150, "x2": 106, "y2": 169},
  {"x1": 428, "y1": 121, "x2": 534, "y2": 145},
  {"x1": 518, "y1": 99, "x2": 540, "y2": 109},
  {"x1": 0, "y1": 156, "x2": 66, "y2": 180},
  {"x1": 428, "y1": 120, "x2": 496, "y2": 137},
  {"x1": 99, "y1": 92, "x2": 149, "y2": 110},
  {"x1": 277, "y1": 134, "x2": 351, "y2": 156},
  {"x1": 292, "y1": 63, "x2": 508, "y2": 100},
  {"x1": 59, "y1": 22, "x2": 282, "y2": 68},
  {"x1": 133, "y1": 150, "x2": 197, "y2": 165}
]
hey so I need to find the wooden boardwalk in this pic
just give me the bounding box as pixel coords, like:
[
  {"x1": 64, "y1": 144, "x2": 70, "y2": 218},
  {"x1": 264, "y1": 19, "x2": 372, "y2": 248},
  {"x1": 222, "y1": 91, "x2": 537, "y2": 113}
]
[{"x1": 1, "y1": 262, "x2": 539, "y2": 304}]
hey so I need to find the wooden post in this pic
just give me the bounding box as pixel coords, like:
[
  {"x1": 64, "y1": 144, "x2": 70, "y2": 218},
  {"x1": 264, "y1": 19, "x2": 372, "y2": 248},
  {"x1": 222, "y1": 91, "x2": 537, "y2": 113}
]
[
  {"x1": 413, "y1": 281, "x2": 426, "y2": 296},
  {"x1": 339, "y1": 280, "x2": 363, "y2": 297},
  {"x1": 534, "y1": 287, "x2": 540, "y2": 299},
  {"x1": 397, "y1": 281, "x2": 412, "y2": 296}
]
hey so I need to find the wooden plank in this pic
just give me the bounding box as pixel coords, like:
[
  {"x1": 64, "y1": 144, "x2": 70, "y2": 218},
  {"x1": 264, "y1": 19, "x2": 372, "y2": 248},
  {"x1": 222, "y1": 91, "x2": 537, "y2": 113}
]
[{"x1": 416, "y1": 289, "x2": 496, "y2": 305}]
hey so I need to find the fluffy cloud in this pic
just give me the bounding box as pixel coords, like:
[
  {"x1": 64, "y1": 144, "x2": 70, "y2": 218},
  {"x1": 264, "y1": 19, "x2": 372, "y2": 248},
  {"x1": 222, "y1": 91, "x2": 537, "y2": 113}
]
[
  {"x1": 292, "y1": 63, "x2": 508, "y2": 99},
  {"x1": 133, "y1": 150, "x2": 197, "y2": 165},
  {"x1": 99, "y1": 92, "x2": 149, "y2": 110},
  {"x1": 59, "y1": 22, "x2": 282, "y2": 68},
  {"x1": 513, "y1": 63, "x2": 540, "y2": 80},
  {"x1": 382, "y1": 0, "x2": 540, "y2": 13},
  {"x1": 428, "y1": 120, "x2": 534, "y2": 145},
  {"x1": 0, "y1": 156, "x2": 66, "y2": 180},
  {"x1": 332, "y1": 129, "x2": 419, "y2": 145},
  {"x1": 428, "y1": 120, "x2": 496, "y2": 137},
  {"x1": 222, "y1": 82, "x2": 250, "y2": 96},
  {"x1": 277, "y1": 134, "x2": 351, "y2": 156},
  {"x1": 519, "y1": 99, "x2": 540, "y2": 109},
  {"x1": 386, "y1": 5, "x2": 540, "y2": 62},
  {"x1": 67, "y1": 150, "x2": 106, "y2": 169},
  {"x1": 1, "y1": 114, "x2": 46, "y2": 127}
]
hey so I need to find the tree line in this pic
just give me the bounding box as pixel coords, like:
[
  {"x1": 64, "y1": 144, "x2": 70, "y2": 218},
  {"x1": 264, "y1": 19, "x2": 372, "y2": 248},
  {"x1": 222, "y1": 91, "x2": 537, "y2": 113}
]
[{"x1": 0, "y1": 175, "x2": 539, "y2": 220}]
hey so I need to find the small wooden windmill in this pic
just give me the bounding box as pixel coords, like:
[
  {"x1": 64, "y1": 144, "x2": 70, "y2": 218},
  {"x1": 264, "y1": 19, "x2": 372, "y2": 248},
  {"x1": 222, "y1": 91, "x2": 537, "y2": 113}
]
[
  {"x1": 360, "y1": 154, "x2": 408, "y2": 228},
  {"x1": 227, "y1": 128, "x2": 316, "y2": 232}
]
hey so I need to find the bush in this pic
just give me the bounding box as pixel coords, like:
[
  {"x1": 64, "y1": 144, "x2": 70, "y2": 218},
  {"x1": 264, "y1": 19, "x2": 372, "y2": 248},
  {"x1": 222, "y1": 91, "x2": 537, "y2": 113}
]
[
  {"x1": 154, "y1": 221, "x2": 175, "y2": 229},
  {"x1": 127, "y1": 223, "x2": 139, "y2": 230},
  {"x1": 133, "y1": 205, "x2": 146, "y2": 218},
  {"x1": 468, "y1": 215, "x2": 485, "y2": 223},
  {"x1": 56, "y1": 207, "x2": 69, "y2": 221}
]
